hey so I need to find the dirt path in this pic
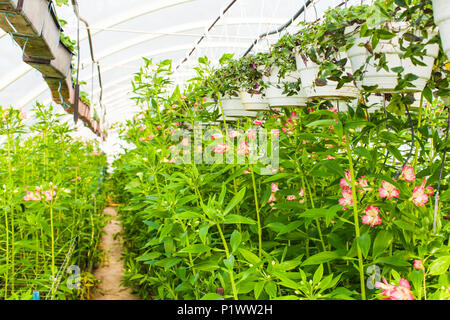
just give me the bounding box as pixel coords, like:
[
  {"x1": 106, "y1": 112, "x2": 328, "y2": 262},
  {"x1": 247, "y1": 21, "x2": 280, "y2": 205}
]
[{"x1": 91, "y1": 206, "x2": 138, "y2": 300}]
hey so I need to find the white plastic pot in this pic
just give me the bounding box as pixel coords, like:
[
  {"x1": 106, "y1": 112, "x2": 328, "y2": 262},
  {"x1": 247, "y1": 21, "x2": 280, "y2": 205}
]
[
  {"x1": 345, "y1": 23, "x2": 439, "y2": 93},
  {"x1": 433, "y1": 0, "x2": 450, "y2": 59},
  {"x1": 295, "y1": 52, "x2": 359, "y2": 100},
  {"x1": 240, "y1": 90, "x2": 270, "y2": 111},
  {"x1": 220, "y1": 95, "x2": 258, "y2": 118},
  {"x1": 264, "y1": 67, "x2": 308, "y2": 107}
]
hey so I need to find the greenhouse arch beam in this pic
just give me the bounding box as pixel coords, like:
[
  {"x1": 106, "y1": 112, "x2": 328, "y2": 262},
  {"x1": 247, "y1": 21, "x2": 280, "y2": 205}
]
[
  {"x1": 81, "y1": 41, "x2": 250, "y2": 86},
  {"x1": 1, "y1": 19, "x2": 283, "y2": 96},
  {"x1": 79, "y1": 0, "x2": 196, "y2": 40},
  {"x1": 80, "y1": 18, "x2": 285, "y2": 67}
]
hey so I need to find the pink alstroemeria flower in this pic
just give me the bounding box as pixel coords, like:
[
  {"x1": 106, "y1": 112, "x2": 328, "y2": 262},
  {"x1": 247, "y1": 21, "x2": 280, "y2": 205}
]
[
  {"x1": 44, "y1": 189, "x2": 56, "y2": 202},
  {"x1": 212, "y1": 143, "x2": 227, "y2": 153},
  {"x1": 361, "y1": 206, "x2": 382, "y2": 227},
  {"x1": 247, "y1": 128, "x2": 257, "y2": 140},
  {"x1": 379, "y1": 181, "x2": 400, "y2": 199},
  {"x1": 339, "y1": 170, "x2": 352, "y2": 189},
  {"x1": 267, "y1": 193, "x2": 276, "y2": 204},
  {"x1": 271, "y1": 129, "x2": 280, "y2": 137},
  {"x1": 390, "y1": 279, "x2": 414, "y2": 300},
  {"x1": 180, "y1": 137, "x2": 190, "y2": 147},
  {"x1": 237, "y1": 140, "x2": 249, "y2": 155},
  {"x1": 299, "y1": 187, "x2": 304, "y2": 197},
  {"x1": 271, "y1": 183, "x2": 279, "y2": 193},
  {"x1": 229, "y1": 130, "x2": 240, "y2": 138},
  {"x1": 254, "y1": 120, "x2": 262, "y2": 126},
  {"x1": 286, "y1": 195, "x2": 297, "y2": 201},
  {"x1": 413, "y1": 260, "x2": 424, "y2": 270},
  {"x1": 411, "y1": 178, "x2": 430, "y2": 207},
  {"x1": 338, "y1": 188, "x2": 353, "y2": 207},
  {"x1": 401, "y1": 165, "x2": 416, "y2": 183},
  {"x1": 376, "y1": 277, "x2": 414, "y2": 300},
  {"x1": 211, "y1": 133, "x2": 222, "y2": 140}
]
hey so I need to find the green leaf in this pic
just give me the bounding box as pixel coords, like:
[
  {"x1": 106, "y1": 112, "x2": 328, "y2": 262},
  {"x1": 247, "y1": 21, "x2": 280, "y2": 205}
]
[
  {"x1": 223, "y1": 254, "x2": 235, "y2": 270},
  {"x1": 302, "y1": 251, "x2": 343, "y2": 266},
  {"x1": 223, "y1": 187, "x2": 246, "y2": 215},
  {"x1": 356, "y1": 233, "x2": 371, "y2": 259},
  {"x1": 262, "y1": 173, "x2": 291, "y2": 183},
  {"x1": 179, "y1": 244, "x2": 211, "y2": 254},
  {"x1": 200, "y1": 293, "x2": 224, "y2": 300},
  {"x1": 264, "y1": 281, "x2": 277, "y2": 297},
  {"x1": 428, "y1": 256, "x2": 450, "y2": 275},
  {"x1": 354, "y1": 147, "x2": 372, "y2": 161},
  {"x1": 386, "y1": 145, "x2": 403, "y2": 162},
  {"x1": 272, "y1": 271, "x2": 300, "y2": 290},
  {"x1": 230, "y1": 230, "x2": 242, "y2": 254},
  {"x1": 239, "y1": 248, "x2": 261, "y2": 265},
  {"x1": 223, "y1": 214, "x2": 256, "y2": 225},
  {"x1": 254, "y1": 281, "x2": 265, "y2": 299},
  {"x1": 199, "y1": 224, "x2": 209, "y2": 244},
  {"x1": 313, "y1": 264, "x2": 324, "y2": 287},
  {"x1": 423, "y1": 86, "x2": 433, "y2": 104},
  {"x1": 306, "y1": 119, "x2": 335, "y2": 128},
  {"x1": 393, "y1": 220, "x2": 417, "y2": 232},
  {"x1": 372, "y1": 231, "x2": 393, "y2": 258},
  {"x1": 374, "y1": 256, "x2": 410, "y2": 267}
]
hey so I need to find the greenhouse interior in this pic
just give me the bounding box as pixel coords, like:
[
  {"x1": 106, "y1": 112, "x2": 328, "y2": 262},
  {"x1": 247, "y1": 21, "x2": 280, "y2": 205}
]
[{"x1": 0, "y1": 0, "x2": 449, "y2": 302}]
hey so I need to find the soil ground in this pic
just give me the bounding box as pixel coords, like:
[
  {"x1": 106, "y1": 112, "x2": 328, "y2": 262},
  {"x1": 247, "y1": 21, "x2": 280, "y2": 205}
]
[{"x1": 91, "y1": 206, "x2": 138, "y2": 300}]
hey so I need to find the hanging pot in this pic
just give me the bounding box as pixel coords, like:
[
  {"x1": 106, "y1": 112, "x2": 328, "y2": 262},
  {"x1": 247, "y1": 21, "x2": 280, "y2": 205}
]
[
  {"x1": 240, "y1": 90, "x2": 270, "y2": 111},
  {"x1": 433, "y1": 0, "x2": 450, "y2": 59},
  {"x1": 348, "y1": 92, "x2": 424, "y2": 114},
  {"x1": 264, "y1": 67, "x2": 308, "y2": 107},
  {"x1": 295, "y1": 52, "x2": 359, "y2": 100},
  {"x1": 219, "y1": 95, "x2": 258, "y2": 118},
  {"x1": 345, "y1": 22, "x2": 439, "y2": 93}
]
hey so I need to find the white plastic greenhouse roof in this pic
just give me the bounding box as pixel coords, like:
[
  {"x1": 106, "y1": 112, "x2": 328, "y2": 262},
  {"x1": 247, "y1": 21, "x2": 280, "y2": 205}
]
[{"x1": 0, "y1": 0, "x2": 368, "y2": 148}]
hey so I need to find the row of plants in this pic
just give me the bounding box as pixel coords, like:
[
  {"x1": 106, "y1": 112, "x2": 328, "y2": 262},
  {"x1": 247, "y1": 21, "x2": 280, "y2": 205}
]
[
  {"x1": 111, "y1": 0, "x2": 449, "y2": 300},
  {"x1": 0, "y1": 104, "x2": 108, "y2": 300}
]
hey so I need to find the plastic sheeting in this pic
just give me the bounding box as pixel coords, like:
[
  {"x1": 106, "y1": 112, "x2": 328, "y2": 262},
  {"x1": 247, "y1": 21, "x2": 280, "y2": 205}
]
[{"x1": 0, "y1": 0, "x2": 369, "y2": 157}]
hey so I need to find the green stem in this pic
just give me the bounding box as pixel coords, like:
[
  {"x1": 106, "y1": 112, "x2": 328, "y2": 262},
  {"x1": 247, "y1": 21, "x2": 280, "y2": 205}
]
[
  {"x1": 303, "y1": 175, "x2": 330, "y2": 273},
  {"x1": 50, "y1": 204, "x2": 55, "y2": 278},
  {"x1": 216, "y1": 223, "x2": 238, "y2": 300},
  {"x1": 7, "y1": 133, "x2": 15, "y2": 294},
  {"x1": 345, "y1": 135, "x2": 366, "y2": 301},
  {"x1": 250, "y1": 165, "x2": 262, "y2": 258},
  {"x1": 3, "y1": 190, "x2": 8, "y2": 299}
]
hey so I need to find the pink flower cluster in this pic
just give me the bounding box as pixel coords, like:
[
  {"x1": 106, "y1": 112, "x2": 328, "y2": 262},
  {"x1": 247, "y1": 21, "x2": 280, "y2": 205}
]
[
  {"x1": 23, "y1": 186, "x2": 57, "y2": 202},
  {"x1": 267, "y1": 183, "x2": 306, "y2": 206},
  {"x1": 338, "y1": 171, "x2": 370, "y2": 209},
  {"x1": 375, "y1": 277, "x2": 414, "y2": 300},
  {"x1": 411, "y1": 178, "x2": 434, "y2": 207},
  {"x1": 379, "y1": 180, "x2": 400, "y2": 199},
  {"x1": 361, "y1": 206, "x2": 382, "y2": 227},
  {"x1": 23, "y1": 188, "x2": 42, "y2": 201},
  {"x1": 267, "y1": 183, "x2": 278, "y2": 206},
  {"x1": 399, "y1": 165, "x2": 434, "y2": 207}
]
